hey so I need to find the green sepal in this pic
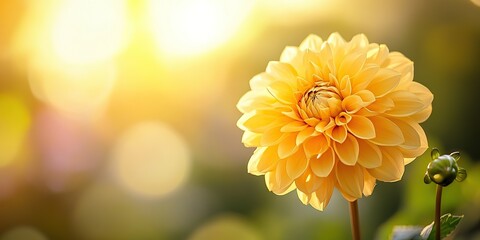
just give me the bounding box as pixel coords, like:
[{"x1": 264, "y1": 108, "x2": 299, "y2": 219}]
[
  {"x1": 450, "y1": 151, "x2": 460, "y2": 161},
  {"x1": 456, "y1": 168, "x2": 467, "y2": 182},
  {"x1": 423, "y1": 173, "x2": 431, "y2": 184},
  {"x1": 431, "y1": 148, "x2": 440, "y2": 160}
]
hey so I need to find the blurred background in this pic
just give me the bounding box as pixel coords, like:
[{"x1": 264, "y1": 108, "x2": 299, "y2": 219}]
[{"x1": 1, "y1": 0, "x2": 480, "y2": 239}]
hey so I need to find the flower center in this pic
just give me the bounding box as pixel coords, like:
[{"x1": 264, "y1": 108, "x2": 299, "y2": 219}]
[{"x1": 300, "y1": 82, "x2": 342, "y2": 119}]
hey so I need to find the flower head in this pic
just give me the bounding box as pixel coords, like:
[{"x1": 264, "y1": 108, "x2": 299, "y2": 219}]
[{"x1": 237, "y1": 33, "x2": 433, "y2": 211}]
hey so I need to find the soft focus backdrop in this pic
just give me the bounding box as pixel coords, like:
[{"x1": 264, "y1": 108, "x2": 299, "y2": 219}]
[{"x1": 1, "y1": 0, "x2": 480, "y2": 239}]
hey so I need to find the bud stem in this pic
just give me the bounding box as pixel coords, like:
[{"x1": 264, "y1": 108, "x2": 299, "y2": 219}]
[
  {"x1": 435, "y1": 185, "x2": 443, "y2": 240},
  {"x1": 349, "y1": 200, "x2": 361, "y2": 240}
]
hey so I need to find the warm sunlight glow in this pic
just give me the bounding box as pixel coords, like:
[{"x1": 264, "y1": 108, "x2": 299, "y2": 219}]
[
  {"x1": 148, "y1": 0, "x2": 254, "y2": 56},
  {"x1": 51, "y1": 0, "x2": 128, "y2": 64},
  {"x1": 111, "y1": 122, "x2": 191, "y2": 198},
  {"x1": 29, "y1": 61, "x2": 116, "y2": 118}
]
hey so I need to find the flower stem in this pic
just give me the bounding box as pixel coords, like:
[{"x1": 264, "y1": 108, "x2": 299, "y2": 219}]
[
  {"x1": 435, "y1": 185, "x2": 443, "y2": 240},
  {"x1": 349, "y1": 200, "x2": 361, "y2": 240}
]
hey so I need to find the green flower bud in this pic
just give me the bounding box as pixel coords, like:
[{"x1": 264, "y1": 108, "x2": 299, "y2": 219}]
[{"x1": 424, "y1": 148, "x2": 467, "y2": 187}]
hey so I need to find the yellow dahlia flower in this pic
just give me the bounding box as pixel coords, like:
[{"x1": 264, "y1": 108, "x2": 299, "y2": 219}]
[{"x1": 237, "y1": 33, "x2": 433, "y2": 211}]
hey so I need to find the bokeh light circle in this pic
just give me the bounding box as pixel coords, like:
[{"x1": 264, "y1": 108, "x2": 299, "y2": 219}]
[
  {"x1": 188, "y1": 214, "x2": 262, "y2": 240},
  {"x1": 0, "y1": 226, "x2": 48, "y2": 240},
  {"x1": 111, "y1": 121, "x2": 190, "y2": 198},
  {"x1": 0, "y1": 94, "x2": 30, "y2": 167}
]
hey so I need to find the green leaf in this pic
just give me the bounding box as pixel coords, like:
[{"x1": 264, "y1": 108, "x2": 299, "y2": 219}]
[
  {"x1": 424, "y1": 214, "x2": 464, "y2": 240},
  {"x1": 431, "y1": 148, "x2": 440, "y2": 160},
  {"x1": 391, "y1": 226, "x2": 424, "y2": 240}
]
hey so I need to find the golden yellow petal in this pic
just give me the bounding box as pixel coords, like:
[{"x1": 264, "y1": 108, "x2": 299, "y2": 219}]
[
  {"x1": 346, "y1": 115, "x2": 375, "y2": 139},
  {"x1": 389, "y1": 119, "x2": 421, "y2": 149},
  {"x1": 367, "y1": 68, "x2": 401, "y2": 97},
  {"x1": 342, "y1": 90, "x2": 375, "y2": 114},
  {"x1": 336, "y1": 162, "x2": 364, "y2": 199},
  {"x1": 384, "y1": 91, "x2": 426, "y2": 117},
  {"x1": 409, "y1": 105, "x2": 432, "y2": 123},
  {"x1": 309, "y1": 177, "x2": 334, "y2": 211},
  {"x1": 327, "y1": 32, "x2": 346, "y2": 47},
  {"x1": 286, "y1": 149, "x2": 309, "y2": 179},
  {"x1": 334, "y1": 134, "x2": 359, "y2": 166},
  {"x1": 366, "y1": 44, "x2": 389, "y2": 66},
  {"x1": 238, "y1": 110, "x2": 284, "y2": 133},
  {"x1": 339, "y1": 75, "x2": 352, "y2": 98},
  {"x1": 327, "y1": 125, "x2": 347, "y2": 143},
  {"x1": 338, "y1": 52, "x2": 366, "y2": 80},
  {"x1": 311, "y1": 148, "x2": 335, "y2": 177},
  {"x1": 266, "y1": 159, "x2": 296, "y2": 195},
  {"x1": 299, "y1": 34, "x2": 324, "y2": 51},
  {"x1": 296, "y1": 189, "x2": 310, "y2": 205},
  {"x1": 368, "y1": 147, "x2": 404, "y2": 182},
  {"x1": 315, "y1": 117, "x2": 335, "y2": 132},
  {"x1": 241, "y1": 131, "x2": 262, "y2": 147},
  {"x1": 351, "y1": 64, "x2": 379, "y2": 92},
  {"x1": 260, "y1": 127, "x2": 286, "y2": 146},
  {"x1": 280, "y1": 47, "x2": 304, "y2": 75},
  {"x1": 368, "y1": 116, "x2": 404, "y2": 146},
  {"x1": 268, "y1": 80, "x2": 296, "y2": 105},
  {"x1": 249, "y1": 72, "x2": 276, "y2": 90},
  {"x1": 266, "y1": 61, "x2": 298, "y2": 87},
  {"x1": 303, "y1": 135, "x2": 329, "y2": 158},
  {"x1": 247, "y1": 146, "x2": 278, "y2": 175},
  {"x1": 280, "y1": 121, "x2": 307, "y2": 133},
  {"x1": 365, "y1": 96, "x2": 394, "y2": 114},
  {"x1": 296, "y1": 126, "x2": 315, "y2": 145},
  {"x1": 398, "y1": 122, "x2": 428, "y2": 162},
  {"x1": 348, "y1": 34, "x2": 370, "y2": 52},
  {"x1": 237, "y1": 91, "x2": 276, "y2": 113},
  {"x1": 356, "y1": 139, "x2": 382, "y2": 168},
  {"x1": 362, "y1": 169, "x2": 376, "y2": 196},
  {"x1": 295, "y1": 169, "x2": 322, "y2": 194},
  {"x1": 277, "y1": 133, "x2": 299, "y2": 159}
]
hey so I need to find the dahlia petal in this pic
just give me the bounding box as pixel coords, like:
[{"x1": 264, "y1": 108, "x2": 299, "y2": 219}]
[
  {"x1": 239, "y1": 110, "x2": 283, "y2": 133},
  {"x1": 349, "y1": 34, "x2": 369, "y2": 51},
  {"x1": 248, "y1": 146, "x2": 279, "y2": 175},
  {"x1": 351, "y1": 64, "x2": 379, "y2": 92},
  {"x1": 408, "y1": 82, "x2": 434, "y2": 104},
  {"x1": 367, "y1": 44, "x2": 389, "y2": 65},
  {"x1": 384, "y1": 91, "x2": 426, "y2": 117},
  {"x1": 266, "y1": 61, "x2": 298, "y2": 85},
  {"x1": 389, "y1": 119, "x2": 421, "y2": 149},
  {"x1": 309, "y1": 177, "x2": 334, "y2": 211},
  {"x1": 297, "y1": 190, "x2": 310, "y2": 204},
  {"x1": 311, "y1": 148, "x2": 335, "y2": 177},
  {"x1": 315, "y1": 118, "x2": 335, "y2": 132},
  {"x1": 250, "y1": 72, "x2": 275, "y2": 90},
  {"x1": 278, "y1": 133, "x2": 299, "y2": 159},
  {"x1": 398, "y1": 122, "x2": 428, "y2": 162},
  {"x1": 268, "y1": 80, "x2": 296, "y2": 104},
  {"x1": 303, "y1": 135, "x2": 329, "y2": 158},
  {"x1": 295, "y1": 169, "x2": 322, "y2": 194},
  {"x1": 368, "y1": 147, "x2": 404, "y2": 182},
  {"x1": 367, "y1": 68, "x2": 401, "y2": 97},
  {"x1": 339, "y1": 75, "x2": 352, "y2": 97},
  {"x1": 281, "y1": 121, "x2": 307, "y2": 132},
  {"x1": 335, "y1": 112, "x2": 352, "y2": 126},
  {"x1": 342, "y1": 95, "x2": 363, "y2": 114},
  {"x1": 260, "y1": 127, "x2": 286, "y2": 146},
  {"x1": 241, "y1": 131, "x2": 261, "y2": 147},
  {"x1": 362, "y1": 169, "x2": 376, "y2": 196},
  {"x1": 334, "y1": 134, "x2": 359, "y2": 165},
  {"x1": 328, "y1": 125, "x2": 348, "y2": 143},
  {"x1": 280, "y1": 46, "x2": 301, "y2": 64},
  {"x1": 237, "y1": 91, "x2": 274, "y2": 113},
  {"x1": 336, "y1": 162, "x2": 364, "y2": 199},
  {"x1": 299, "y1": 34, "x2": 324, "y2": 51},
  {"x1": 366, "y1": 96, "x2": 394, "y2": 113},
  {"x1": 271, "y1": 159, "x2": 295, "y2": 194},
  {"x1": 327, "y1": 32, "x2": 346, "y2": 47},
  {"x1": 296, "y1": 126, "x2": 315, "y2": 145},
  {"x1": 338, "y1": 52, "x2": 366, "y2": 80},
  {"x1": 368, "y1": 116, "x2": 404, "y2": 146},
  {"x1": 347, "y1": 115, "x2": 375, "y2": 139},
  {"x1": 357, "y1": 139, "x2": 382, "y2": 168},
  {"x1": 409, "y1": 105, "x2": 432, "y2": 123},
  {"x1": 286, "y1": 149, "x2": 308, "y2": 179}
]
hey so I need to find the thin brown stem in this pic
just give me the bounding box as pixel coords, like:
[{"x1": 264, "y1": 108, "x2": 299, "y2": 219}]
[
  {"x1": 349, "y1": 200, "x2": 361, "y2": 240},
  {"x1": 435, "y1": 185, "x2": 443, "y2": 240}
]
